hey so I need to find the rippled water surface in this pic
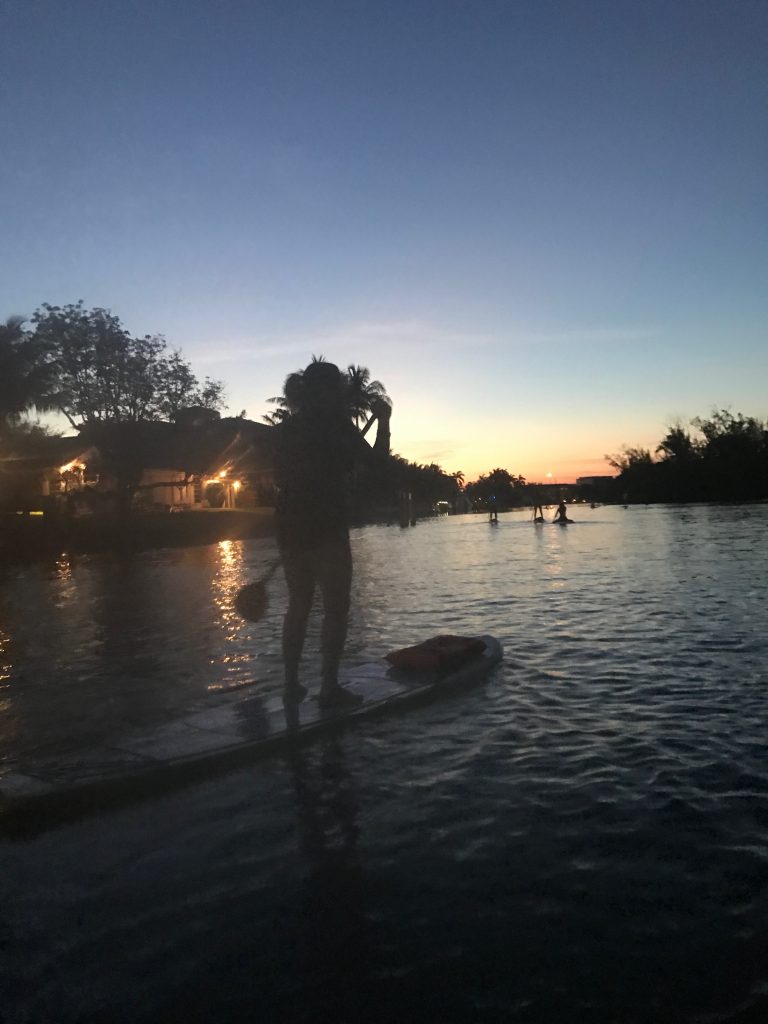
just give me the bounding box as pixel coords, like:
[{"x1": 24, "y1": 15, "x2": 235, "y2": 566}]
[{"x1": 2, "y1": 505, "x2": 768, "y2": 1023}]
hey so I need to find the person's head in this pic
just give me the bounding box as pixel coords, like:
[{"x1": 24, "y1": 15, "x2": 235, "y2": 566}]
[{"x1": 301, "y1": 360, "x2": 347, "y2": 413}]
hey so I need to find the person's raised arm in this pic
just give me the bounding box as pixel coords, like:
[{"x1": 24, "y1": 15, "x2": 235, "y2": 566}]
[{"x1": 367, "y1": 397, "x2": 392, "y2": 457}]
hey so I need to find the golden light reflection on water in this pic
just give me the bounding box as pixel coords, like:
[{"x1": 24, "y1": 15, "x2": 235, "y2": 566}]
[
  {"x1": 0, "y1": 625, "x2": 13, "y2": 745},
  {"x1": 211, "y1": 540, "x2": 246, "y2": 635},
  {"x1": 544, "y1": 529, "x2": 566, "y2": 589},
  {"x1": 55, "y1": 552, "x2": 73, "y2": 581},
  {"x1": 207, "y1": 539, "x2": 257, "y2": 692},
  {"x1": 0, "y1": 626, "x2": 10, "y2": 684}
]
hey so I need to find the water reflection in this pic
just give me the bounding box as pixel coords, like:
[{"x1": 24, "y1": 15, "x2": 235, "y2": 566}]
[
  {"x1": 0, "y1": 625, "x2": 10, "y2": 685},
  {"x1": 0, "y1": 624, "x2": 13, "y2": 751},
  {"x1": 53, "y1": 551, "x2": 73, "y2": 582},
  {"x1": 287, "y1": 739, "x2": 374, "y2": 1020},
  {"x1": 210, "y1": 539, "x2": 248, "y2": 664},
  {"x1": 206, "y1": 539, "x2": 279, "y2": 693}
]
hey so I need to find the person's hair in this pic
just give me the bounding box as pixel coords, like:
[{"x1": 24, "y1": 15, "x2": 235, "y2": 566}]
[{"x1": 302, "y1": 361, "x2": 343, "y2": 387}]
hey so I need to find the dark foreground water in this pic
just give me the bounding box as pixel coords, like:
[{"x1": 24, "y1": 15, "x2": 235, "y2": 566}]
[{"x1": 2, "y1": 505, "x2": 768, "y2": 1023}]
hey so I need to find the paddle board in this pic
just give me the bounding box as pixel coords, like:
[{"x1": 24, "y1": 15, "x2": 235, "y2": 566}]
[
  {"x1": 0, "y1": 635, "x2": 503, "y2": 830},
  {"x1": 291, "y1": 633, "x2": 503, "y2": 731}
]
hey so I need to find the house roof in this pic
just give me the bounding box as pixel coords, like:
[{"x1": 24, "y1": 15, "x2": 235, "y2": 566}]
[
  {"x1": 0, "y1": 418, "x2": 276, "y2": 477},
  {"x1": 0, "y1": 436, "x2": 93, "y2": 473}
]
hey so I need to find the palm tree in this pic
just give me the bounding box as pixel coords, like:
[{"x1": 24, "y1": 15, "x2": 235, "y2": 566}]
[
  {"x1": 263, "y1": 370, "x2": 306, "y2": 425},
  {"x1": 0, "y1": 316, "x2": 54, "y2": 431},
  {"x1": 264, "y1": 359, "x2": 391, "y2": 429},
  {"x1": 345, "y1": 364, "x2": 390, "y2": 428}
]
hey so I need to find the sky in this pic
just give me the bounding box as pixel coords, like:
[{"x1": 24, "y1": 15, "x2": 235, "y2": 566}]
[{"x1": 2, "y1": 0, "x2": 766, "y2": 482}]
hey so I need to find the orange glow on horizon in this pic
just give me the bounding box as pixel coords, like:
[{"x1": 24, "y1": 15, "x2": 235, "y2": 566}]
[{"x1": 387, "y1": 400, "x2": 629, "y2": 486}]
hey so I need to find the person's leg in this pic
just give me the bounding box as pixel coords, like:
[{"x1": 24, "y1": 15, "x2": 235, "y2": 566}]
[
  {"x1": 315, "y1": 537, "x2": 360, "y2": 707},
  {"x1": 281, "y1": 543, "x2": 315, "y2": 699}
]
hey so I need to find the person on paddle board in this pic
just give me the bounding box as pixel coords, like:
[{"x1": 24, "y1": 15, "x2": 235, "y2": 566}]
[
  {"x1": 273, "y1": 360, "x2": 392, "y2": 708},
  {"x1": 553, "y1": 499, "x2": 569, "y2": 523}
]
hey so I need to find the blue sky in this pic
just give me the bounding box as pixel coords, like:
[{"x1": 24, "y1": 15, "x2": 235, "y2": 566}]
[{"x1": 2, "y1": 0, "x2": 766, "y2": 480}]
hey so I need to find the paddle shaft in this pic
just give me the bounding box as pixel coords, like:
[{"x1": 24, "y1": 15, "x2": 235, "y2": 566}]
[{"x1": 360, "y1": 411, "x2": 377, "y2": 437}]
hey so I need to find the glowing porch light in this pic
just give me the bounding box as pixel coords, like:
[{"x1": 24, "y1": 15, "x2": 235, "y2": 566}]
[{"x1": 232, "y1": 480, "x2": 242, "y2": 491}]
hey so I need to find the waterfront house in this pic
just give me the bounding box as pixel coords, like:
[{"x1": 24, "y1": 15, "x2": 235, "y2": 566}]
[{"x1": 0, "y1": 417, "x2": 276, "y2": 514}]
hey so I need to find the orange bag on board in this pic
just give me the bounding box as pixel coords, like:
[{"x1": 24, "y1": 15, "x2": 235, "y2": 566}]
[{"x1": 385, "y1": 635, "x2": 486, "y2": 673}]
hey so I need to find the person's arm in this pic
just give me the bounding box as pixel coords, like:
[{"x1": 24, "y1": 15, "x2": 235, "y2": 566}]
[
  {"x1": 351, "y1": 398, "x2": 392, "y2": 462},
  {"x1": 369, "y1": 398, "x2": 391, "y2": 456}
]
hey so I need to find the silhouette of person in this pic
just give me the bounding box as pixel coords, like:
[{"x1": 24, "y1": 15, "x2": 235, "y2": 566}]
[
  {"x1": 553, "y1": 499, "x2": 569, "y2": 522},
  {"x1": 273, "y1": 360, "x2": 391, "y2": 708},
  {"x1": 532, "y1": 502, "x2": 545, "y2": 522}
]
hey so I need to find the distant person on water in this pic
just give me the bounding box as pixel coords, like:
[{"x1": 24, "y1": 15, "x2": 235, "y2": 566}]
[
  {"x1": 273, "y1": 360, "x2": 392, "y2": 708},
  {"x1": 533, "y1": 502, "x2": 545, "y2": 523},
  {"x1": 553, "y1": 499, "x2": 570, "y2": 523}
]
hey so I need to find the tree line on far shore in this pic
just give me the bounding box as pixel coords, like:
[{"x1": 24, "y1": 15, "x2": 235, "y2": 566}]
[
  {"x1": 607, "y1": 411, "x2": 768, "y2": 503},
  {"x1": 5, "y1": 305, "x2": 766, "y2": 512}
]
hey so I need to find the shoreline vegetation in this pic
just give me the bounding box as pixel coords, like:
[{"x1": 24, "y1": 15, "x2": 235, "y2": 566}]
[
  {"x1": 606, "y1": 411, "x2": 768, "y2": 504},
  {"x1": 2, "y1": 305, "x2": 767, "y2": 561}
]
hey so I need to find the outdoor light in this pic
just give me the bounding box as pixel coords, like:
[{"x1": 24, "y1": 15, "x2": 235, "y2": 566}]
[{"x1": 233, "y1": 481, "x2": 242, "y2": 491}]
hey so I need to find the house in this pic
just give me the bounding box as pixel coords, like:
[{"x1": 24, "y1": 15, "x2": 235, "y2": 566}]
[
  {"x1": 0, "y1": 436, "x2": 97, "y2": 511},
  {"x1": 0, "y1": 416, "x2": 277, "y2": 514}
]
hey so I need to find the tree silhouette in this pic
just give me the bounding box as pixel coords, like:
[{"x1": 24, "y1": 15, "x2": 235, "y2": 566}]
[
  {"x1": 30, "y1": 302, "x2": 224, "y2": 428},
  {"x1": 464, "y1": 467, "x2": 529, "y2": 509},
  {"x1": 345, "y1": 364, "x2": 389, "y2": 428},
  {"x1": 609, "y1": 409, "x2": 768, "y2": 502},
  {"x1": 0, "y1": 316, "x2": 54, "y2": 431},
  {"x1": 656, "y1": 423, "x2": 699, "y2": 462}
]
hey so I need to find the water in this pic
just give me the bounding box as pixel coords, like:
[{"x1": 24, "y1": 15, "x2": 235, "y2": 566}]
[{"x1": 2, "y1": 505, "x2": 768, "y2": 1022}]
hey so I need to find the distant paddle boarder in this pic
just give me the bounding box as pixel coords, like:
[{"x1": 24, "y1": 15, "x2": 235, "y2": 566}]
[
  {"x1": 532, "y1": 501, "x2": 545, "y2": 523},
  {"x1": 553, "y1": 499, "x2": 572, "y2": 523},
  {"x1": 273, "y1": 360, "x2": 392, "y2": 707}
]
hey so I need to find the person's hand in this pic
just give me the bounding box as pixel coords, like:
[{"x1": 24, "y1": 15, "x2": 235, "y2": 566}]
[{"x1": 370, "y1": 397, "x2": 392, "y2": 421}]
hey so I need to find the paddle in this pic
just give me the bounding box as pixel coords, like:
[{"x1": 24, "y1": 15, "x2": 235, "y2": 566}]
[
  {"x1": 234, "y1": 411, "x2": 380, "y2": 622},
  {"x1": 234, "y1": 557, "x2": 282, "y2": 621}
]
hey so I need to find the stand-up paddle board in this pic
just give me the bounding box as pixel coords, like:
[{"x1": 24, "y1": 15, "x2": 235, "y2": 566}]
[
  {"x1": 0, "y1": 635, "x2": 503, "y2": 833},
  {"x1": 288, "y1": 633, "x2": 503, "y2": 731}
]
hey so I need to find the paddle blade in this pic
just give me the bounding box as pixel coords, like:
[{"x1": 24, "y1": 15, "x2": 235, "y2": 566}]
[{"x1": 234, "y1": 581, "x2": 269, "y2": 621}]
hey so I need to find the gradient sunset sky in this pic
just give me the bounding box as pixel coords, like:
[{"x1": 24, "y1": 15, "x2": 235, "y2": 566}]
[{"x1": 2, "y1": 0, "x2": 766, "y2": 482}]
